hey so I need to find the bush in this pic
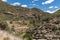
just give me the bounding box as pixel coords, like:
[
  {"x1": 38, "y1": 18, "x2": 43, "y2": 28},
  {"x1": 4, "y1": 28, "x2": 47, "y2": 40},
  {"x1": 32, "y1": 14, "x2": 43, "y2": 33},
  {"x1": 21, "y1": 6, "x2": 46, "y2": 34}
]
[
  {"x1": 55, "y1": 30, "x2": 60, "y2": 35},
  {"x1": 3, "y1": 37, "x2": 10, "y2": 40},
  {"x1": 20, "y1": 32, "x2": 32, "y2": 40},
  {"x1": 0, "y1": 21, "x2": 9, "y2": 31}
]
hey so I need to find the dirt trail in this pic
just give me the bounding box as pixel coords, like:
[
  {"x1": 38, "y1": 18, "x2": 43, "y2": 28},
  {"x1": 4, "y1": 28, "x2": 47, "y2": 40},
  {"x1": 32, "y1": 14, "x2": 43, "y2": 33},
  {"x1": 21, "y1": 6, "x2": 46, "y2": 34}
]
[{"x1": 0, "y1": 30, "x2": 24, "y2": 40}]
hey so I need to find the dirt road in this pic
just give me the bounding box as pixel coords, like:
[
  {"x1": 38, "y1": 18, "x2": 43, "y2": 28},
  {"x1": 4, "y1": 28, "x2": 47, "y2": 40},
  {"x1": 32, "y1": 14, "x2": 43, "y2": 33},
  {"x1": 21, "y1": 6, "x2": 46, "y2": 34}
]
[{"x1": 0, "y1": 30, "x2": 24, "y2": 40}]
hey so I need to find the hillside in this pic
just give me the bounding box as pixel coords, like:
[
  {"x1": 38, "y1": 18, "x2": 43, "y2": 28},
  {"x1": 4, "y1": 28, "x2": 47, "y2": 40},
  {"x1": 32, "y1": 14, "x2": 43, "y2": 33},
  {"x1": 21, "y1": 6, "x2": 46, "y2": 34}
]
[{"x1": 0, "y1": 1, "x2": 60, "y2": 40}]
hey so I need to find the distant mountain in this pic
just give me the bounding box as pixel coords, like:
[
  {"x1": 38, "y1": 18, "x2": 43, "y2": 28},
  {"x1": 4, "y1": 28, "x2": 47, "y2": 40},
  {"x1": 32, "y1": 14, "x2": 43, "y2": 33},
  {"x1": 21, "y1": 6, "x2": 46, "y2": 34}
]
[{"x1": 0, "y1": 1, "x2": 50, "y2": 20}]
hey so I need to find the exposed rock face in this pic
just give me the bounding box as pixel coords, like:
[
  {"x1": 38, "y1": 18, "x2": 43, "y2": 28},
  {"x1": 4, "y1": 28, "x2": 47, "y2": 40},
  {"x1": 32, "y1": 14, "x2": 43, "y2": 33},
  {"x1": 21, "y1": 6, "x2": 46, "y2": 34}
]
[
  {"x1": 6, "y1": 20, "x2": 29, "y2": 32},
  {"x1": 27, "y1": 24, "x2": 60, "y2": 40}
]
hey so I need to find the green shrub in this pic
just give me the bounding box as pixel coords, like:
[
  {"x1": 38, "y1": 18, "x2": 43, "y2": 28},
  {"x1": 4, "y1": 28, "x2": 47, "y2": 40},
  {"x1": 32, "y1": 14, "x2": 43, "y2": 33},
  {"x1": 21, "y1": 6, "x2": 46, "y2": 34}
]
[
  {"x1": 21, "y1": 32, "x2": 32, "y2": 40},
  {"x1": 0, "y1": 21, "x2": 9, "y2": 31}
]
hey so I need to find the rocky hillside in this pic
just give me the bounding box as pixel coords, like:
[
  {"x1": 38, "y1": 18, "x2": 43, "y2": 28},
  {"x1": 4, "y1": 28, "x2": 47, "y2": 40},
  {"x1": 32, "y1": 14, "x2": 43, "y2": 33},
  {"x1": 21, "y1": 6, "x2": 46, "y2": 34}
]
[{"x1": 0, "y1": 0, "x2": 60, "y2": 40}]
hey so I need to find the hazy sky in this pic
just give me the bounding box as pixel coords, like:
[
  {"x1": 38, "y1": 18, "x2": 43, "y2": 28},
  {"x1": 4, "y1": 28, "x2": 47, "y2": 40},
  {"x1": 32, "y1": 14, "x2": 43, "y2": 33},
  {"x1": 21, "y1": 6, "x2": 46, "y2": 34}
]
[{"x1": 1, "y1": 0, "x2": 60, "y2": 13}]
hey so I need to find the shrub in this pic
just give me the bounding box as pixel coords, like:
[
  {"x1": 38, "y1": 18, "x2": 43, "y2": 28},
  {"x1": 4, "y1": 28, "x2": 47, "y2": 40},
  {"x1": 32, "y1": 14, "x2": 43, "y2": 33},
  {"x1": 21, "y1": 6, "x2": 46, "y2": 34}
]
[
  {"x1": 3, "y1": 37, "x2": 10, "y2": 40},
  {"x1": 0, "y1": 21, "x2": 9, "y2": 31},
  {"x1": 20, "y1": 32, "x2": 32, "y2": 40}
]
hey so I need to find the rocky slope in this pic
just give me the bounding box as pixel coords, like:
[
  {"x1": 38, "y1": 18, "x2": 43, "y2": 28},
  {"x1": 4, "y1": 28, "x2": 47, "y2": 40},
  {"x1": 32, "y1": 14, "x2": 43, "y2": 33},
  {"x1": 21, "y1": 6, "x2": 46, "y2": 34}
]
[{"x1": 0, "y1": 0, "x2": 60, "y2": 40}]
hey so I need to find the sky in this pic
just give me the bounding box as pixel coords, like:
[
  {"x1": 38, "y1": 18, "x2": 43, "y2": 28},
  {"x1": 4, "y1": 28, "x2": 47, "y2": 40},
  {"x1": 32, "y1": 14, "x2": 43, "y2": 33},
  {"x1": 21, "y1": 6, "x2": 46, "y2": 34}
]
[{"x1": 1, "y1": 0, "x2": 60, "y2": 13}]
